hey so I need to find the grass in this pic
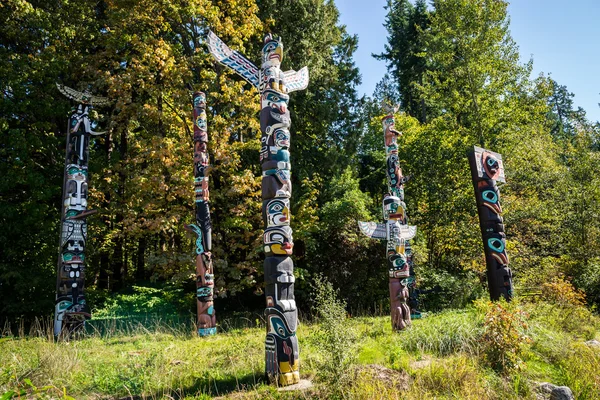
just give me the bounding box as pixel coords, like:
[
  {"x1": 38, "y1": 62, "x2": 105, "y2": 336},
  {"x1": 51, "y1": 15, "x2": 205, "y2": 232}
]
[{"x1": 1, "y1": 300, "x2": 599, "y2": 399}]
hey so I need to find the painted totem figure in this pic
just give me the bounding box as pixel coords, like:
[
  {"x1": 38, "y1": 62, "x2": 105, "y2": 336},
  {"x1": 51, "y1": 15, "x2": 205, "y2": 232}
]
[
  {"x1": 185, "y1": 92, "x2": 216, "y2": 336},
  {"x1": 54, "y1": 84, "x2": 108, "y2": 337},
  {"x1": 358, "y1": 103, "x2": 417, "y2": 331},
  {"x1": 468, "y1": 146, "x2": 513, "y2": 301},
  {"x1": 207, "y1": 31, "x2": 309, "y2": 386}
]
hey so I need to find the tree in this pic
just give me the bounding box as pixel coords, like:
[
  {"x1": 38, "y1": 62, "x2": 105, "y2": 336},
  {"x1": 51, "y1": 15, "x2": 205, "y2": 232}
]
[{"x1": 376, "y1": 0, "x2": 431, "y2": 122}]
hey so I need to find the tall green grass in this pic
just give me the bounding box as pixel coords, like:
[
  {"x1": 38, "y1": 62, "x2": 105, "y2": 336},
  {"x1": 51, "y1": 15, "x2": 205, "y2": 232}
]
[{"x1": 1, "y1": 300, "x2": 599, "y2": 399}]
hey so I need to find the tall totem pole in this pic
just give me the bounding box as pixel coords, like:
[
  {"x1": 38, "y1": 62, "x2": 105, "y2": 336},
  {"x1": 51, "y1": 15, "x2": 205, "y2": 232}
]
[
  {"x1": 468, "y1": 146, "x2": 513, "y2": 301},
  {"x1": 54, "y1": 84, "x2": 108, "y2": 337},
  {"x1": 185, "y1": 91, "x2": 216, "y2": 336},
  {"x1": 207, "y1": 31, "x2": 309, "y2": 385},
  {"x1": 358, "y1": 103, "x2": 417, "y2": 331}
]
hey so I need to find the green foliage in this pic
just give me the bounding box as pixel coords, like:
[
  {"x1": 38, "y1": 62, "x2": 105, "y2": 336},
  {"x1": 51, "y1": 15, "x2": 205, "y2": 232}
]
[
  {"x1": 541, "y1": 275, "x2": 587, "y2": 307},
  {"x1": 480, "y1": 300, "x2": 530, "y2": 374},
  {"x1": 376, "y1": 0, "x2": 431, "y2": 121},
  {"x1": 2, "y1": 0, "x2": 600, "y2": 325},
  {"x1": 310, "y1": 275, "x2": 358, "y2": 387},
  {"x1": 93, "y1": 285, "x2": 193, "y2": 318}
]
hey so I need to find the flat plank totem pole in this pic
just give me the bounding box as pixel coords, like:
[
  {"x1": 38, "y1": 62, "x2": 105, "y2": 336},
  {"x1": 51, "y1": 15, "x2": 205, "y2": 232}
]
[
  {"x1": 468, "y1": 146, "x2": 513, "y2": 301},
  {"x1": 358, "y1": 103, "x2": 417, "y2": 331},
  {"x1": 207, "y1": 30, "x2": 309, "y2": 386},
  {"x1": 185, "y1": 91, "x2": 216, "y2": 336},
  {"x1": 54, "y1": 84, "x2": 109, "y2": 337}
]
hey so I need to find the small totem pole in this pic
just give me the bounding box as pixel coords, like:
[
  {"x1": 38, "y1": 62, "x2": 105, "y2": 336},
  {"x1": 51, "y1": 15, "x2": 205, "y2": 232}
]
[
  {"x1": 358, "y1": 103, "x2": 417, "y2": 331},
  {"x1": 185, "y1": 92, "x2": 216, "y2": 336},
  {"x1": 468, "y1": 146, "x2": 513, "y2": 301},
  {"x1": 54, "y1": 84, "x2": 109, "y2": 337},
  {"x1": 207, "y1": 30, "x2": 309, "y2": 386}
]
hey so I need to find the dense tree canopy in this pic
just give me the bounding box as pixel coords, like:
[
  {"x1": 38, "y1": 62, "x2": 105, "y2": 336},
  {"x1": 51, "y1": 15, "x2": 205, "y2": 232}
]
[{"x1": 1, "y1": 0, "x2": 599, "y2": 321}]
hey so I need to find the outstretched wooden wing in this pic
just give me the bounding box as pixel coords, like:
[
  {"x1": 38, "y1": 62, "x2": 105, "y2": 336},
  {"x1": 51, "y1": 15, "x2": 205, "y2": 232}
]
[
  {"x1": 56, "y1": 84, "x2": 110, "y2": 106},
  {"x1": 398, "y1": 225, "x2": 417, "y2": 240},
  {"x1": 381, "y1": 100, "x2": 399, "y2": 114},
  {"x1": 358, "y1": 221, "x2": 387, "y2": 240},
  {"x1": 283, "y1": 67, "x2": 309, "y2": 93},
  {"x1": 206, "y1": 30, "x2": 260, "y2": 89}
]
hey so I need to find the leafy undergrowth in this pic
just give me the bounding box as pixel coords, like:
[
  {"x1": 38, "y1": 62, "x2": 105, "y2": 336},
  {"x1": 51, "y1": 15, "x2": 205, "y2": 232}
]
[{"x1": 1, "y1": 300, "x2": 599, "y2": 399}]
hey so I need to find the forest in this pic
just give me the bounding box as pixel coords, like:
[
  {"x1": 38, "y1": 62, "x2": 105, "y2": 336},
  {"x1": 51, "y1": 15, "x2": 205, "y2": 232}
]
[
  {"x1": 2, "y1": 0, "x2": 600, "y2": 398},
  {"x1": 2, "y1": 0, "x2": 599, "y2": 321}
]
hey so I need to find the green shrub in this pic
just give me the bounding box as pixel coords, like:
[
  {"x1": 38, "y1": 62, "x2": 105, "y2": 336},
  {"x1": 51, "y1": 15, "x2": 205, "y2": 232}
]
[
  {"x1": 310, "y1": 275, "x2": 358, "y2": 389},
  {"x1": 541, "y1": 274, "x2": 586, "y2": 307},
  {"x1": 93, "y1": 285, "x2": 193, "y2": 318},
  {"x1": 480, "y1": 300, "x2": 530, "y2": 374}
]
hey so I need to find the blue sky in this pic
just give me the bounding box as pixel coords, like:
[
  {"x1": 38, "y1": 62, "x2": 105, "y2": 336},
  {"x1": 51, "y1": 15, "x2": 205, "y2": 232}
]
[{"x1": 335, "y1": 0, "x2": 600, "y2": 122}]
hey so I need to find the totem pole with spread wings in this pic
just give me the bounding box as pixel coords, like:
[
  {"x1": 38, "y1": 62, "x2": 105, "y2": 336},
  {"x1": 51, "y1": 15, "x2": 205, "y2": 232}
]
[
  {"x1": 207, "y1": 31, "x2": 308, "y2": 386},
  {"x1": 54, "y1": 84, "x2": 108, "y2": 338},
  {"x1": 358, "y1": 103, "x2": 418, "y2": 331}
]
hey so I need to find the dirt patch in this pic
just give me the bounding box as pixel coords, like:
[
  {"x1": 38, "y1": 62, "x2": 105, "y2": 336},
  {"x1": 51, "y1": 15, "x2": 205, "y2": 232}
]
[
  {"x1": 277, "y1": 379, "x2": 314, "y2": 392},
  {"x1": 410, "y1": 356, "x2": 432, "y2": 370},
  {"x1": 354, "y1": 364, "x2": 410, "y2": 391}
]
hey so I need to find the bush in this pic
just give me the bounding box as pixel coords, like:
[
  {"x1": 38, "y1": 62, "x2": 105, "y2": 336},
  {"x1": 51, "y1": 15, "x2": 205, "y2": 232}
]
[
  {"x1": 310, "y1": 275, "x2": 358, "y2": 389},
  {"x1": 541, "y1": 274, "x2": 586, "y2": 307},
  {"x1": 93, "y1": 285, "x2": 193, "y2": 318},
  {"x1": 480, "y1": 300, "x2": 530, "y2": 374}
]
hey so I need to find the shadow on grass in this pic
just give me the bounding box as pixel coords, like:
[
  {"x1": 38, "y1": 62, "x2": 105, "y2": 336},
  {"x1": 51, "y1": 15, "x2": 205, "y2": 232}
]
[
  {"x1": 115, "y1": 372, "x2": 268, "y2": 400},
  {"x1": 186, "y1": 371, "x2": 268, "y2": 397}
]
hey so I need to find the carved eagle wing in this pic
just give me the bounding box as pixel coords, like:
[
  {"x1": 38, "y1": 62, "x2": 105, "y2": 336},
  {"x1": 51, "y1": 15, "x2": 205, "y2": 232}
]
[
  {"x1": 206, "y1": 30, "x2": 260, "y2": 89},
  {"x1": 56, "y1": 84, "x2": 110, "y2": 106},
  {"x1": 283, "y1": 67, "x2": 309, "y2": 93},
  {"x1": 398, "y1": 225, "x2": 417, "y2": 240},
  {"x1": 358, "y1": 221, "x2": 387, "y2": 240}
]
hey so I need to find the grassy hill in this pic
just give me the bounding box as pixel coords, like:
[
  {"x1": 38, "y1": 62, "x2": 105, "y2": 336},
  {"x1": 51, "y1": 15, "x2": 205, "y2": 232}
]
[{"x1": 1, "y1": 299, "x2": 599, "y2": 399}]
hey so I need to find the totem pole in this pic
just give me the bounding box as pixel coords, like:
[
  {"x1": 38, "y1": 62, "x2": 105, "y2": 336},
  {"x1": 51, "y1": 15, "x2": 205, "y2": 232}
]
[
  {"x1": 358, "y1": 103, "x2": 417, "y2": 331},
  {"x1": 185, "y1": 91, "x2": 216, "y2": 336},
  {"x1": 54, "y1": 84, "x2": 108, "y2": 337},
  {"x1": 207, "y1": 30, "x2": 309, "y2": 386},
  {"x1": 468, "y1": 146, "x2": 513, "y2": 301}
]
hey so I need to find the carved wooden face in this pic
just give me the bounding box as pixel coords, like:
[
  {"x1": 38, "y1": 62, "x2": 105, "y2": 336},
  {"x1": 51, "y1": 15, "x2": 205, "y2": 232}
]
[
  {"x1": 264, "y1": 226, "x2": 293, "y2": 256},
  {"x1": 261, "y1": 89, "x2": 289, "y2": 113},
  {"x1": 195, "y1": 110, "x2": 207, "y2": 131},
  {"x1": 383, "y1": 195, "x2": 403, "y2": 221},
  {"x1": 262, "y1": 35, "x2": 283, "y2": 67},
  {"x1": 482, "y1": 151, "x2": 502, "y2": 180},
  {"x1": 264, "y1": 198, "x2": 290, "y2": 228},
  {"x1": 193, "y1": 92, "x2": 206, "y2": 109}
]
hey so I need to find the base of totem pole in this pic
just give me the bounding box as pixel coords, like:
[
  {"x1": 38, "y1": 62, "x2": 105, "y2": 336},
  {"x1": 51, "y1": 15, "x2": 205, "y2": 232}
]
[
  {"x1": 197, "y1": 327, "x2": 217, "y2": 337},
  {"x1": 277, "y1": 379, "x2": 313, "y2": 392}
]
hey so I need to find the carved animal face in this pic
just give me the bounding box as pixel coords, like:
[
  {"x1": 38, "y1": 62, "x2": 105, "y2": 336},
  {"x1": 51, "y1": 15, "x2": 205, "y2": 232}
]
[
  {"x1": 274, "y1": 128, "x2": 290, "y2": 148},
  {"x1": 262, "y1": 34, "x2": 283, "y2": 67},
  {"x1": 195, "y1": 110, "x2": 207, "y2": 131},
  {"x1": 264, "y1": 198, "x2": 290, "y2": 227},
  {"x1": 268, "y1": 314, "x2": 293, "y2": 339},
  {"x1": 261, "y1": 89, "x2": 289, "y2": 113},
  {"x1": 264, "y1": 226, "x2": 293, "y2": 256},
  {"x1": 193, "y1": 92, "x2": 206, "y2": 109},
  {"x1": 383, "y1": 195, "x2": 403, "y2": 221},
  {"x1": 66, "y1": 165, "x2": 88, "y2": 180},
  {"x1": 482, "y1": 151, "x2": 502, "y2": 180}
]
